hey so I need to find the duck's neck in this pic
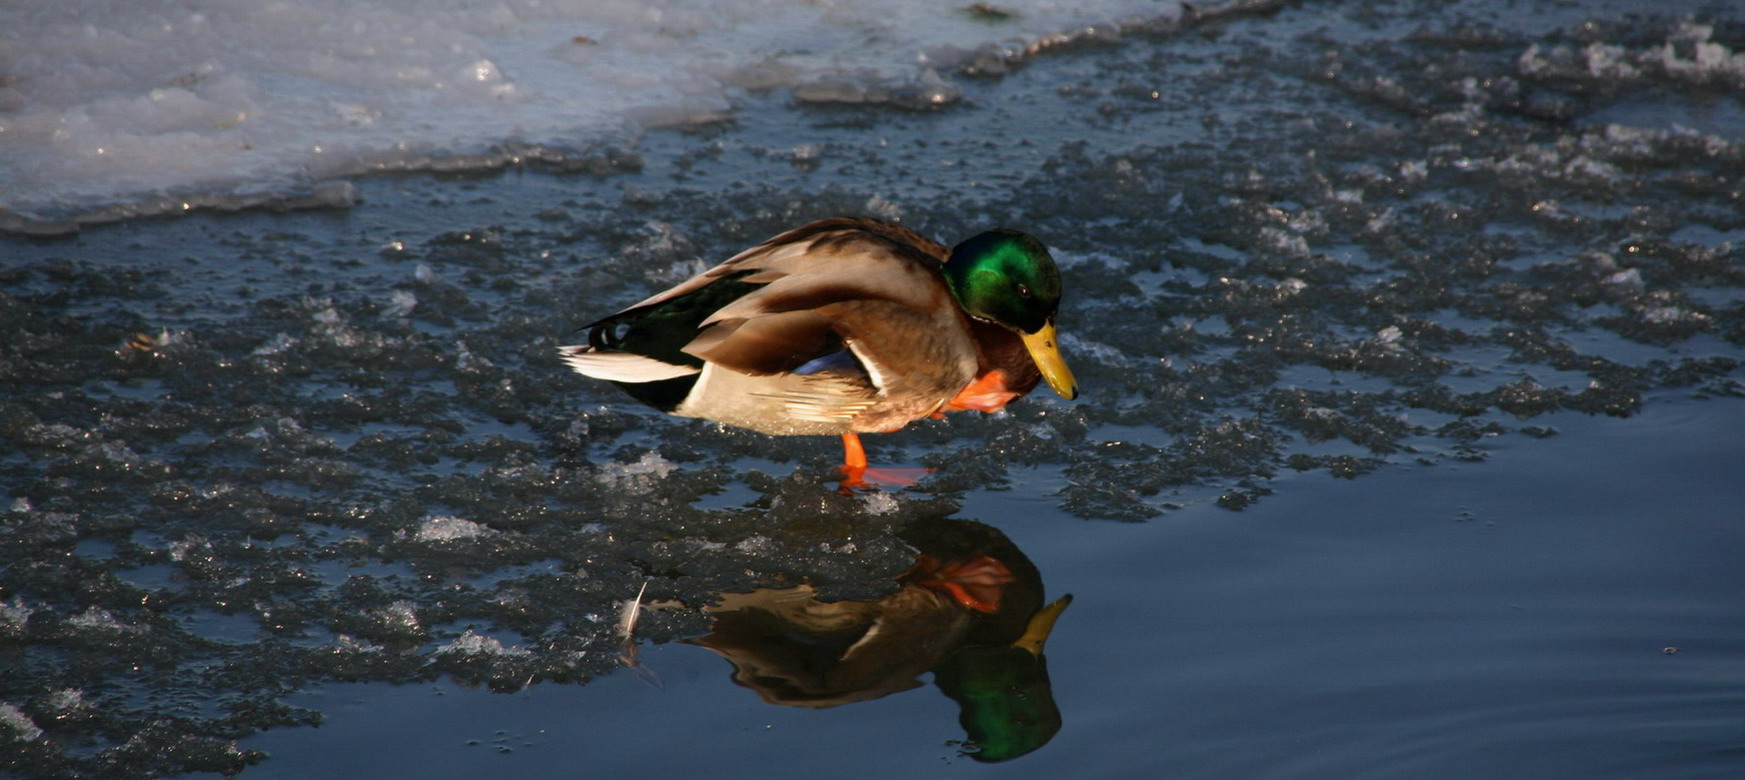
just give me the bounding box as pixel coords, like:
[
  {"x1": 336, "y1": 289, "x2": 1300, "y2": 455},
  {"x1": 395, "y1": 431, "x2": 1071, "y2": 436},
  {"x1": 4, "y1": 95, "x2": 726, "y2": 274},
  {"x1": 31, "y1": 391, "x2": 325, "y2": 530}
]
[{"x1": 940, "y1": 247, "x2": 977, "y2": 305}]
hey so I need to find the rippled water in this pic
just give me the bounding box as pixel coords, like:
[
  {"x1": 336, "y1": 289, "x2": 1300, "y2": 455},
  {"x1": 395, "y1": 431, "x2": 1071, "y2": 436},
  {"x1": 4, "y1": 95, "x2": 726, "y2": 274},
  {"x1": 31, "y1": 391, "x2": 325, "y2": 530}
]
[{"x1": 2, "y1": 0, "x2": 1742, "y2": 777}]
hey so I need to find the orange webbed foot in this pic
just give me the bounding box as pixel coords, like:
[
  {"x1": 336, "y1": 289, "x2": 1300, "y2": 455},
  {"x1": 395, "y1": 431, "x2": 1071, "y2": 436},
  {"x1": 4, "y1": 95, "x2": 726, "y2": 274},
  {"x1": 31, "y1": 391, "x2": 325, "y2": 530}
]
[{"x1": 945, "y1": 369, "x2": 1021, "y2": 414}]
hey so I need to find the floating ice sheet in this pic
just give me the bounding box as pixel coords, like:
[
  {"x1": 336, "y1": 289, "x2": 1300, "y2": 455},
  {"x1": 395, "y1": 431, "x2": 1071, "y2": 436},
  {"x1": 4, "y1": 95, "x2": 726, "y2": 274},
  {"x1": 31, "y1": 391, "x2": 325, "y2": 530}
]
[{"x1": 0, "y1": 0, "x2": 1232, "y2": 230}]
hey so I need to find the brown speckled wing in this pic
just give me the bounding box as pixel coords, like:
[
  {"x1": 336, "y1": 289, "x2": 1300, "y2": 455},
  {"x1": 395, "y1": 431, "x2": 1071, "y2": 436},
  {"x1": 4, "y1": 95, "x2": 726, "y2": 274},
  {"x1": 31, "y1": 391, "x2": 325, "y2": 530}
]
[
  {"x1": 673, "y1": 219, "x2": 976, "y2": 390},
  {"x1": 616, "y1": 217, "x2": 949, "y2": 316},
  {"x1": 683, "y1": 310, "x2": 840, "y2": 376}
]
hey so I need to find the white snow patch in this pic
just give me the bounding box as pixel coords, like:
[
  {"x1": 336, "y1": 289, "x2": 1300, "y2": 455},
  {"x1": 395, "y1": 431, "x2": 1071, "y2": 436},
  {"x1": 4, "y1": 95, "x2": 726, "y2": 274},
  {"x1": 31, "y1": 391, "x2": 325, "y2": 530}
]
[
  {"x1": 250, "y1": 333, "x2": 300, "y2": 356},
  {"x1": 0, "y1": 597, "x2": 32, "y2": 628},
  {"x1": 437, "y1": 629, "x2": 533, "y2": 657},
  {"x1": 43, "y1": 689, "x2": 88, "y2": 716},
  {"x1": 1657, "y1": 23, "x2": 1745, "y2": 83},
  {"x1": 1638, "y1": 305, "x2": 1708, "y2": 325},
  {"x1": 597, "y1": 451, "x2": 675, "y2": 493},
  {"x1": 0, "y1": 703, "x2": 43, "y2": 742},
  {"x1": 860, "y1": 491, "x2": 900, "y2": 515},
  {"x1": 414, "y1": 514, "x2": 493, "y2": 542},
  {"x1": 1257, "y1": 226, "x2": 1310, "y2": 257},
  {"x1": 1605, "y1": 268, "x2": 1644, "y2": 291},
  {"x1": 383, "y1": 289, "x2": 419, "y2": 318},
  {"x1": 68, "y1": 606, "x2": 141, "y2": 634},
  {"x1": 167, "y1": 535, "x2": 213, "y2": 563},
  {"x1": 332, "y1": 634, "x2": 385, "y2": 654},
  {"x1": 376, "y1": 600, "x2": 422, "y2": 632},
  {"x1": 735, "y1": 534, "x2": 775, "y2": 553}
]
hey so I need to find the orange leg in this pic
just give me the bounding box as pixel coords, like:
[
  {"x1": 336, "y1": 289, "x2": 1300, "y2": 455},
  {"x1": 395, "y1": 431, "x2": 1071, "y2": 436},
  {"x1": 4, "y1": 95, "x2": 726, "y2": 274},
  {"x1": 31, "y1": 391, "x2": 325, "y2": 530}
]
[
  {"x1": 838, "y1": 433, "x2": 870, "y2": 491},
  {"x1": 841, "y1": 433, "x2": 868, "y2": 471}
]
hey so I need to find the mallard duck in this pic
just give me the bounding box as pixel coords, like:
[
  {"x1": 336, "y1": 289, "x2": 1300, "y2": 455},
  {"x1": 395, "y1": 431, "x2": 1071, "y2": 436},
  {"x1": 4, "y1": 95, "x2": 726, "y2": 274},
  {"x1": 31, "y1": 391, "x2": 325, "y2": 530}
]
[{"x1": 558, "y1": 217, "x2": 1077, "y2": 480}]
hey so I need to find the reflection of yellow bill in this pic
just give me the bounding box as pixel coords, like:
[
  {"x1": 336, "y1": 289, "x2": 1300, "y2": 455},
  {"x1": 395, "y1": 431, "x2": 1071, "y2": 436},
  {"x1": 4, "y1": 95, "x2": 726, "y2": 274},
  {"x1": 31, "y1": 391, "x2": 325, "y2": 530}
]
[
  {"x1": 1020, "y1": 321, "x2": 1079, "y2": 400},
  {"x1": 1014, "y1": 594, "x2": 1074, "y2": 655}
]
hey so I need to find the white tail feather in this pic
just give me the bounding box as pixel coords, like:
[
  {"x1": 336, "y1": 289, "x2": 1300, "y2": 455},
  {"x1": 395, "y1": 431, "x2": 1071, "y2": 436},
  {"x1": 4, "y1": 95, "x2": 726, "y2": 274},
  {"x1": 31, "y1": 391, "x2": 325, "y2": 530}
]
[{"x1": 558, "y1": 347, "x2": 700, "y2": 383}]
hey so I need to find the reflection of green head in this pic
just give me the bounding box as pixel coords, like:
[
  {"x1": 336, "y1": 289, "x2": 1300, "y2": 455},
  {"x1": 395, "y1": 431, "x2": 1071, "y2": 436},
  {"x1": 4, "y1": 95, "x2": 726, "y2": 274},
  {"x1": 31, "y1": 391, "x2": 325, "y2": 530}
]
[
  {"x1": 931, "y1": 594, "x2": 1071, "y2": 763},
  {"x1": 933, "y1": 644, "x2": 1062, "y2": 762}
]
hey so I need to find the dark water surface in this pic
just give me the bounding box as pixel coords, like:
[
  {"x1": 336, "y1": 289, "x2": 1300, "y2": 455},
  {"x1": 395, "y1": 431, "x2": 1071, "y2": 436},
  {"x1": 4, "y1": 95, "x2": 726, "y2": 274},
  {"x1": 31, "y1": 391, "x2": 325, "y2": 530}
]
[
  {"x1": 244, "y1": 400, "x2": 1745, "y2": 779},
  {"x1": 3, "y1": 0, "x2": 1743, "y2": 777}
]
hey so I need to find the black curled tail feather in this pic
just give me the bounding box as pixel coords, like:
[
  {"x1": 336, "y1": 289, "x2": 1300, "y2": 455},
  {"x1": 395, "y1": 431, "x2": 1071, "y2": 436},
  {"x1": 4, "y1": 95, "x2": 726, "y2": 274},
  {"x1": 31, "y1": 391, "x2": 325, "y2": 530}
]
[{"x1": 577, "y1": 270, "x2": 764, "y2": 368}]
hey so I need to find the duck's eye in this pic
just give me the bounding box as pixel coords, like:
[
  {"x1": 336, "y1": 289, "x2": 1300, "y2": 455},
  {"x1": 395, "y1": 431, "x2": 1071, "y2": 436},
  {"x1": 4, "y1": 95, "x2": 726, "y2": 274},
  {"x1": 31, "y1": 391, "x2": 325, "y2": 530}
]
[{"x1": 1015, "y1": 284, "x2": 1032, "y2": 299}]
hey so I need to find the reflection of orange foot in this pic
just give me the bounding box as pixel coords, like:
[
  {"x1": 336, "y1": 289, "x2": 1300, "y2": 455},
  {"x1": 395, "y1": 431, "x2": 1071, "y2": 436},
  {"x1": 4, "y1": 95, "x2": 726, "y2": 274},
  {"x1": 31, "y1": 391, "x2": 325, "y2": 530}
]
[
  {"x1": 909, "y1": 554, "x2": 1016, "y2": 613},
  {"x1": 839, "y1": 465, "x2": 933, "y2": 492},
  {"x1": 836, "y1": 433, "x2": 931, "y2": 491}
]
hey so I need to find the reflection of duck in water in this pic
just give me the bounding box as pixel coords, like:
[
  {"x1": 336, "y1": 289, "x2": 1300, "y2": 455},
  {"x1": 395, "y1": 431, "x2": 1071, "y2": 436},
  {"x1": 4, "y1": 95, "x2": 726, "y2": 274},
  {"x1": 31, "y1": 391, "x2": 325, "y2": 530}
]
[
  {"x1": 686, "y1": 518, "x2": 1071, "y2": 762},
  {"x1": 558, "y1": 217, "x2": 1078, "y2": 486}
]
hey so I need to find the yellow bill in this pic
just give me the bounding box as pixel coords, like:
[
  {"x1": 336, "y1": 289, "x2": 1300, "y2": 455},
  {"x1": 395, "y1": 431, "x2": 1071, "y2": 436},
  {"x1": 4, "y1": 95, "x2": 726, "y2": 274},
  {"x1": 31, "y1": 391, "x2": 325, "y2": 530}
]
[{"x1": 1020, "y1": 321, "x2": 1079, "y2": 400}]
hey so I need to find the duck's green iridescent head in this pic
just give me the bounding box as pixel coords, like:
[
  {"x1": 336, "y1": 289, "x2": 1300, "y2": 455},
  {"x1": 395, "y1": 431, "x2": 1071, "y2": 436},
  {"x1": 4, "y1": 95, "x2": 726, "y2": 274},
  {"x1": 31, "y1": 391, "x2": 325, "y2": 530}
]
[
  {"x1": 945, "y1": 230, "x2": 1061, "y2": 333},
  {"x1": 945, "y1": 230, "x2": 1079, "y2": 400}
]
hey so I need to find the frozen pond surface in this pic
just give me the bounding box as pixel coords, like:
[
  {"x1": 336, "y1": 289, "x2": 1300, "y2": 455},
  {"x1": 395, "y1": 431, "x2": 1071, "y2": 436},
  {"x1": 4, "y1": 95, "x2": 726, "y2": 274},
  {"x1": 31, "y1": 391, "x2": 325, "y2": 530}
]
[
  {"x1": 3, "y1": 0, "x2": 1744, "y2": 777},
  {"x1": 0, "y1": 0, "x2": 1258, "y2": 232}
]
